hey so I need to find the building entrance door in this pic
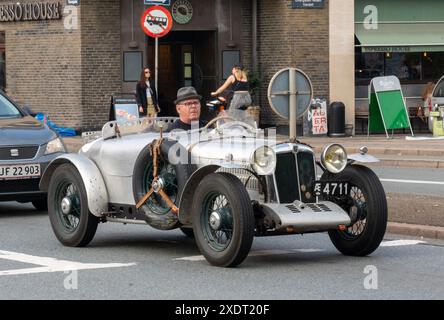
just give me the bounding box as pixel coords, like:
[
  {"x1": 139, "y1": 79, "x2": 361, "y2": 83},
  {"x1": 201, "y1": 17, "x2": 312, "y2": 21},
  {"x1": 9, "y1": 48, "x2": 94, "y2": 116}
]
[{"x1": 147, "y1": 31, "x2": 217, "y2": 117}]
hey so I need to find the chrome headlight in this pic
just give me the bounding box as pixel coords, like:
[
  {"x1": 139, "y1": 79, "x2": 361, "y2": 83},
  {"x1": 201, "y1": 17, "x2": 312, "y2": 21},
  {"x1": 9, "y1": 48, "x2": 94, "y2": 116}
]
[
  {"x1": 251, "y1": 146, "x2": 276, "y2": 175},
  {"x1": 321, "y1": 143, "x2": 347, "y2": 173},
  {"x1": 45, "y1": 138, "x2": 66, "y2": 155}
]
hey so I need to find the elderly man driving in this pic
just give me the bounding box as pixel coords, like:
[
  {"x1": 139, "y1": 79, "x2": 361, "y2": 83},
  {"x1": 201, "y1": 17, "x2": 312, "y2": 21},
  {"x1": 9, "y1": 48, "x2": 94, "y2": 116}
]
[{"x1": 169, "y1": 86, "x2": 206, "y2": 131}]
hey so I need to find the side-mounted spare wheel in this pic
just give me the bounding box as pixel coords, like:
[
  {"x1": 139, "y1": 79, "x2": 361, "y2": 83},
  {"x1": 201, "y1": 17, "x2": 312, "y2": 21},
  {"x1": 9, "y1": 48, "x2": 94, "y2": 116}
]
[
  {"x1": 133, "y1": 139, "x2": 196, "y2": 230},
  {"x1": 322, "y1": 164, "x2": 387, "y2": 256},
  {"x1": 192, "y1": 172, "x2": 255, "y2": 267},
  {"x1": 48, "y1": 163, "x2": 99, "y2": 247}
]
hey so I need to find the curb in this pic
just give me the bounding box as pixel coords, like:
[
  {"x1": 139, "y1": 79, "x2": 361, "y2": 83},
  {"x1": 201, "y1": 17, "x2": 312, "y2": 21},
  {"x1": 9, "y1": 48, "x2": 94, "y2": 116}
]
[{"x1": 387, "y1": 222, "x2": 444, "y2": 240}]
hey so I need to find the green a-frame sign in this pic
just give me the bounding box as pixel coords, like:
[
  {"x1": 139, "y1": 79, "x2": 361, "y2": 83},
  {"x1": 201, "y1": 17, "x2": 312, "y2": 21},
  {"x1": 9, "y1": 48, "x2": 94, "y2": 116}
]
[{"x1": 368, "y1": 76, "x2": 413, "y2": 138}]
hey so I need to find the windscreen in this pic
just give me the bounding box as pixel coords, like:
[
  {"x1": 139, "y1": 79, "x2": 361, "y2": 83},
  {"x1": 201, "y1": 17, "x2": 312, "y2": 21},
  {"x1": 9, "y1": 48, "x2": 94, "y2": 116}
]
[{"x1": 0, "y1": 95, "x2": 21, "y2": 118}]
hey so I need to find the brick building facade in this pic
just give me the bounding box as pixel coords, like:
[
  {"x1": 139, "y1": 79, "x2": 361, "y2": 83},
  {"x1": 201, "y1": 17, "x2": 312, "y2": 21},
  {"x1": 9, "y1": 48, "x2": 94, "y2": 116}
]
[{"x1": 1, "y1": 0, "x2": 337, "y2": 131}]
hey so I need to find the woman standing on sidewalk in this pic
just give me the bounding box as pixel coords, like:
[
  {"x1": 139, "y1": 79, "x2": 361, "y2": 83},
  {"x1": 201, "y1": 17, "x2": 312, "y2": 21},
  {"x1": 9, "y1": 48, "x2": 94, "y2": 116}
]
[
  {"x1": 136, "y1": 67, "x2": 160, "y2": 117},
  {"x1": 211, "y1": 63, "x2": 252, "y2": 116},
  {"x1": 422, "y1": 82, "x2": 435, "y2": 132}
]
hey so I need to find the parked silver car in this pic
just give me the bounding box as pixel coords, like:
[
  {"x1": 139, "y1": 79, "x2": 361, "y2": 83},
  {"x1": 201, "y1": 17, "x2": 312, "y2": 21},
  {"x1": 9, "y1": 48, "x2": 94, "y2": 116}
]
[{"x1": 41, "y1": 115, "x2": 387, "y2": 267}]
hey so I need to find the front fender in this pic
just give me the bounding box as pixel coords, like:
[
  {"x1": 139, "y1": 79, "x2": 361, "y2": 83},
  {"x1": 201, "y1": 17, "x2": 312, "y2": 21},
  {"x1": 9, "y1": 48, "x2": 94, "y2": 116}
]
[
  {"x1": 178, "y1": 165, "x2": 220, "y2": 225},
  {"x1": 39, "y1": 154, "x2": 108, "y2": 217}
]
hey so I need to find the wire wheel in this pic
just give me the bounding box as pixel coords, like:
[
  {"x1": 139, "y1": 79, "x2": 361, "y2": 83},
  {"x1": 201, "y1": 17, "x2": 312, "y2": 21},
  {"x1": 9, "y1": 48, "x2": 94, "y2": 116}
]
[
  {"x1": 342, "y1": 186, "x2": 367, "y2": 239},
  {"x1": 54, "y1": 180, "x2": 81, "y2": 233},
  {"x1": 201, "y1": 192, "x2": 234, "y2": 252},
  {"x1": 142, "y1": 160, "x2": 178, "y2": 215},
  {"x1": 323, "y1": 165, "x2": 387, "y2": 257}
]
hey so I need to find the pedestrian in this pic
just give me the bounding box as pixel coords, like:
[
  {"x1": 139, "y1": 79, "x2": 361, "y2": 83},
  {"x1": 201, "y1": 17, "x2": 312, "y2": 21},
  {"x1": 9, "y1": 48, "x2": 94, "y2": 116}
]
[
  {"x1": 211, "y1": 63, "x2": 252, "y2": 116},
  {"x1": 136, "y1": 67, "x2": 160, "y2": 117},
  {"x1": 422, "y1": 81, "x2": 435, "y2": 132}
]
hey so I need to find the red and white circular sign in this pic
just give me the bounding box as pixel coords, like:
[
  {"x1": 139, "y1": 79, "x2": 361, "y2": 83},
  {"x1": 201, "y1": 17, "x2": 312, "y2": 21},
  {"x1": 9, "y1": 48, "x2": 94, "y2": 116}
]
[{"x1": 140, "y1": 6, "x2": 173, "y2": 38}]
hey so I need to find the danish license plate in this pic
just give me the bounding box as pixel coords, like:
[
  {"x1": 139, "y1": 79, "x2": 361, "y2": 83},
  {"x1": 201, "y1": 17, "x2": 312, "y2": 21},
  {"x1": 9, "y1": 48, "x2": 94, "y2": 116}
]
[
  {"x1": 0, "y1": 164, "x2": 41, "y2": 180},
  {"x1": 313, "y1": 181, "x2": 351, "y2": 197}
]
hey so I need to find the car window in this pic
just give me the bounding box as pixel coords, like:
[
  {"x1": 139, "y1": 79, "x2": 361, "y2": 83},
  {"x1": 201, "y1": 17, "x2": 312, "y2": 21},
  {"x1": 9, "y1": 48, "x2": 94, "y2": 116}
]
[
  {"x1": 433, "y1": 79, "x2": 444, "y2": 98},
  {"x1": 0, "y1": 94, "x2": 21, "y2": 118}
]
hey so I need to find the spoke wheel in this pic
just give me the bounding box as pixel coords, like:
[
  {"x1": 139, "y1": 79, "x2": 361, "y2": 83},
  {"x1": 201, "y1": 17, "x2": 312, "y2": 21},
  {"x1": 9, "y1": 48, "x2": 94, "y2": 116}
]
[
  {"x1": 322, "y1": 165, "x2": 387, "y2": 256},
  {"x1": 192, "y1": 173, "x2": 254, "y2": 267},
  {"x1": 48, "y1": 164, "x2": 99, "y2": 247}
]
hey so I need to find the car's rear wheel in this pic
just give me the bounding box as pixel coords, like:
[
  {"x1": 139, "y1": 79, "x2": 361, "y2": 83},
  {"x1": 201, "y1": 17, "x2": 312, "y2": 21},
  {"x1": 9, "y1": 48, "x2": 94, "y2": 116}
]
[
  {"x1": 48, "y1": 164, "x2": 99, "y2": 247},
  {"x1": 322, "y1": 165, "x2": 387, "y2": 256},
  {"x1": 192, "y1": 172, "x2": 254, "y2": 267},
  {"x1": 31, "y1": 198, "x2": 48, "y2": 211}
]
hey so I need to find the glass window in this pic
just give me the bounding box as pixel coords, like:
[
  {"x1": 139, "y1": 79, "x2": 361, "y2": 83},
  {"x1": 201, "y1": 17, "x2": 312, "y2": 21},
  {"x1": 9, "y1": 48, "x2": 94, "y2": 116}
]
[
  {"x1": 184, "y1": 52, "x2": 192, "y2": 65},
  {"x1": 422, "y1": 52, "x2": 444, "y2": 80},
  {"x1": 0, "y1": 95, "x2": 21, "y2": 118},
  {"x1": 222, "y1": 50, "x2": 240, "y2": 80},
  {"x1": 355, "y1": 52, "x2": 384, "y2": 83},
  {"x1": 385, "y1": 53, "x2": 420, "y2": 81}
]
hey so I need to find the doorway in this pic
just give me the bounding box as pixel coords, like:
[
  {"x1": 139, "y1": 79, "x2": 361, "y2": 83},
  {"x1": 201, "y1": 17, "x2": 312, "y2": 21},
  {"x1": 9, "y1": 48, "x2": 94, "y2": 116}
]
[{"x1": 146, "y1": 31, "x2": 217, "y2": 117}]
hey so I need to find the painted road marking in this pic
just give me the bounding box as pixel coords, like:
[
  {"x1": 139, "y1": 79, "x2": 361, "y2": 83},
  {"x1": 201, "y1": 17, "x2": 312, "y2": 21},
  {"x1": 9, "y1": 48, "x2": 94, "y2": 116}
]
[
  {"x1": 175, "y1": 240, "x2": 426, "y2": 262},
  {"x1": 0, "y1": 250, "x2": 136, "y2": 276},
  {"x1": 317, "y1": 175, "x2": 444, "y2": 186},
  {"x1": 380, "y1": 240, "x2": 426, "y2": 247},
  {"x1": 380, "y1": 178, "x2": 444, "y2": 186},
  {"x1": 174, "y1": 248, "x2": 326, "y2": 262}
]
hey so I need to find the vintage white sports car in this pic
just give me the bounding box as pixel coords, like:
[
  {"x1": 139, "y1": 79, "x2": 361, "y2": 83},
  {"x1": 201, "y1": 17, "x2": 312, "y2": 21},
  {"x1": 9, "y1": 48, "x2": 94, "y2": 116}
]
[{"x1": 40, "y1": 115, "x2": 387, "y2": 267}]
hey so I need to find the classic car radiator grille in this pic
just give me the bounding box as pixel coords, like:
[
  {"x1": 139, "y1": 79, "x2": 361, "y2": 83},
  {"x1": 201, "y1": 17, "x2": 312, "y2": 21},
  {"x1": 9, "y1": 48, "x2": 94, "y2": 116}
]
[
  {"x1": 0, "y1": 146, "x2": 39, "y2": 160},
  {"x1": 274, "y1": 151, "x2": 316, "y2": 204},
  {"x1": 275, "y1": 152, "x2": 299, "y2": 203},
  {"x1": 297, "y1": 151, "x2": 316, "y2": 203}
]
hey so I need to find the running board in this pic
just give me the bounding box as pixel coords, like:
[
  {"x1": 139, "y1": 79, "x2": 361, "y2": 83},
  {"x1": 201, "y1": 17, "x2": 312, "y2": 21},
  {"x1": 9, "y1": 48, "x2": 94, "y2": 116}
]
[{"x1": 262, "y1": 201, "x2": 351, "y2": 233}]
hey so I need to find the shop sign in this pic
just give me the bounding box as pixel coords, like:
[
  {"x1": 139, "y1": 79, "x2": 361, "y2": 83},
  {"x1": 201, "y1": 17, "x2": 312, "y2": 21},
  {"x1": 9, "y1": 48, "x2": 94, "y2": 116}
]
[
  {"x1": 172, "y1": 0, "x2": 193, "y2": 25},
  {"x1": 292, "y1": 0, "x2": 325, "y2": 9},
  {"x1": 67, "y1": 0, "x2": 80, "y2": 5},
  {"x1": 140, "y1": 5, "x2": 173, "y2": 38},
  {"x1": 0, "y1": 2, "x2": 61, "y2": 22},
  {"x1": 364, "y1": 46, "x2": 411, "y2": 53},
  {"x1": 144, "y1": 0, "x2": 171, "y2": 6}
]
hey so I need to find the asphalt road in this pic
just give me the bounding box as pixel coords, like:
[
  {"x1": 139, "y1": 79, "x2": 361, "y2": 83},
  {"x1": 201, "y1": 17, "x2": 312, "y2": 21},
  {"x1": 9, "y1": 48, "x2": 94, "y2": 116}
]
[
  {"x1": 0, "y1": 202, "x2": 443, "y2": 300},
  {"x1": 369, "y1": 166, "x2": 444, "y2": 197}
]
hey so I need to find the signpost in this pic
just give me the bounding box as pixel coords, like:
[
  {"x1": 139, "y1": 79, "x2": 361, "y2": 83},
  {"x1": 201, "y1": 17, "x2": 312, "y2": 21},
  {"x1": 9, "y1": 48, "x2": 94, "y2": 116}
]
[
  {"x1": 140, "y1": 6, "x2": 173, "y2": 99},
  {"x1": 267, "y1": 68, "x2": 313, "y2": 141},
  {"x1": 368, "y1": 76, "x2": 413, "y2": 138},
  {"x1": 292, "y1": 0, "x2": 325, "y2": 9}
]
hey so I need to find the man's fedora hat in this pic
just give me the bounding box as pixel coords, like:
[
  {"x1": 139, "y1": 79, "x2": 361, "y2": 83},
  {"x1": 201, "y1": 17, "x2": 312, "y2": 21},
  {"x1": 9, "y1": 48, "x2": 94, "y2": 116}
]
[{"x1": 174, "y1": 86, "x2": 202, "y2": 104}]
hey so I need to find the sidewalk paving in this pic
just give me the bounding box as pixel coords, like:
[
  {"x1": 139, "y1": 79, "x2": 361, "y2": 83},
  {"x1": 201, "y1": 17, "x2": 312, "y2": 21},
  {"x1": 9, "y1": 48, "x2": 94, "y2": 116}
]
[{"x1": 61, "y1": 133, "x2": 444, "y2": 240}]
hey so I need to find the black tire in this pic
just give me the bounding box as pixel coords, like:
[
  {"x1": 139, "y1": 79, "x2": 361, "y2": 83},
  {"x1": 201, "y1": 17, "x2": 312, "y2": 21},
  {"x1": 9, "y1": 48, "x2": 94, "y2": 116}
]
[
  {"x1": 322, "y1": 165, "x2": 387, "y2": 256},
  {"x1": 48, "y1": 164, "x2": 99, "y2": 247},
  {"x1": 133, "y1": 140, "x2": 196, "y2": 230},
  {"x1": 32, "y1": 198, "x2": 48, "y2": 211},
  {"x1": 180, "y1": 227, "x2": 195, "y2": 239},
  {"x1": 192, "y1": 172, "x2": 255, "y2": 267}
]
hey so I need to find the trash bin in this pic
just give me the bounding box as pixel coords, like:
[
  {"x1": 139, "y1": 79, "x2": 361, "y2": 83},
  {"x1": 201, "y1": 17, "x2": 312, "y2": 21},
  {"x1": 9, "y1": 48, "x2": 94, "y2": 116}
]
[{"x1": 328, "y1": 101, "x2": 346, "y2": 137}]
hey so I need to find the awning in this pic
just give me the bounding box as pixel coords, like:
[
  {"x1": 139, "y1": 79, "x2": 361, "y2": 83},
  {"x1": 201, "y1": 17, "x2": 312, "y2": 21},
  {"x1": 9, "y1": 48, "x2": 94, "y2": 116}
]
[{"x1": 355, "y1": 23, "x2": 444, "y2": 53}]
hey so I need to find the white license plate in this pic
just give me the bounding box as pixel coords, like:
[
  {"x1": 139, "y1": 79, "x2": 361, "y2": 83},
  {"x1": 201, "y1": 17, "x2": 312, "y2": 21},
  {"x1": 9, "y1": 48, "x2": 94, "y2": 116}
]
[
  {"x1": 313, "y1": 181, "x2": 351, "y2": 197},
  {"x1": 0, "y1": 164, "x2": 41, "y2": 180}
]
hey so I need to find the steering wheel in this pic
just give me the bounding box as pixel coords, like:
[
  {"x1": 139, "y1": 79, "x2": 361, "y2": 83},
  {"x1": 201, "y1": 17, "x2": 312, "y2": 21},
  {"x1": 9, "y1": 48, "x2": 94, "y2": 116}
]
[
  {"x1": 203, "y1": 115, "x2": 238, "y2": 129},
  {"x1": 216, "y1": 120, "x2": 257, "y2": 132}
]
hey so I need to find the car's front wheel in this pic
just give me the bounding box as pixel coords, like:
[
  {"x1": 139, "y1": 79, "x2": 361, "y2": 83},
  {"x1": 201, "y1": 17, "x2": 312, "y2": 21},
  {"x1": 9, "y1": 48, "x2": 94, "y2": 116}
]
[
  {"x1": 322, "y1": 165, "x2": 387, "y2": 256},
  {"x1": 192, "y1": 172, "x2": 255, "y2": 267},
  {"x1": 48, "y1": 164, "x2": 99, "y2": 247}
]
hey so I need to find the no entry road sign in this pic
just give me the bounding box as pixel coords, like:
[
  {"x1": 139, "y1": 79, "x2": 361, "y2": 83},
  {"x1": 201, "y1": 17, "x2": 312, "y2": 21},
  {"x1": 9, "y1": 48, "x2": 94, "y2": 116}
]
[{"x1": 141, "y1": 6, "x2": 173, "y2": 38}]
